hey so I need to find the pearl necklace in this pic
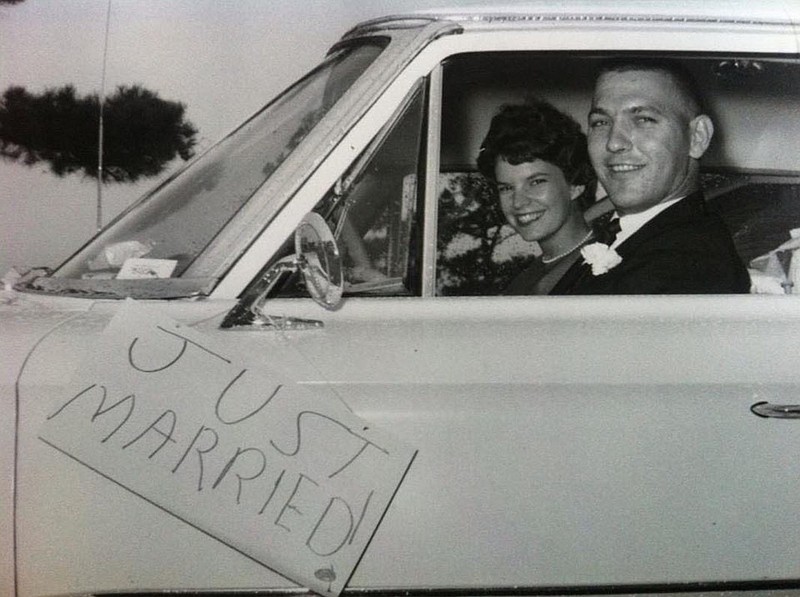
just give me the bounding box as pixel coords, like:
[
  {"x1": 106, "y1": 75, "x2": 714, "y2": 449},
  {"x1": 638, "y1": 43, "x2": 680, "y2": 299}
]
[{"x1": 541, "y1": 230, "x2": 594, "y2": 264}]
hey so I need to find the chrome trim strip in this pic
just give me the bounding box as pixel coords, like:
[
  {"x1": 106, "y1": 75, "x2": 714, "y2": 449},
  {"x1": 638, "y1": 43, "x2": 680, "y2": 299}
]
[
  {"x1": 63, "y1": 577, "x2": 800, "y2": 596},
  {"x1": 448, "y1": 13, "x2": 792, "y2": 26},
  {"x1": 421, "y1": 63, "x2": 443, "y2": 298},
  {"x1": 348, "y1": 12, "x2": 795, "y2": 32}
]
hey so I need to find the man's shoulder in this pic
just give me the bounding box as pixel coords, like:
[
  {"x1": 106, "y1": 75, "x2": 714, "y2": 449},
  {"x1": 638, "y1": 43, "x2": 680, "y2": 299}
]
[
  {"x1": 619, "y1": 193, "x2": 733, "y2": 254},
  {"x1": 553, "y1": 194, "x2": 751, "y2": 294}
]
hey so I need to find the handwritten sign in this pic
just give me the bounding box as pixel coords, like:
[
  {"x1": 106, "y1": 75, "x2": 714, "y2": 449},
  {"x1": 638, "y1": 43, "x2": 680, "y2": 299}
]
[{"x1": 39, "y1": 300, "x2": 416, "y2": 596}]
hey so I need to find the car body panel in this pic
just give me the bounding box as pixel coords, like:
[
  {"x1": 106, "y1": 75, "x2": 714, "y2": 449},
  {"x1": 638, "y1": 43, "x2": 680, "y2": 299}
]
[
  {"x1": 8, "y1": 295, "x2": 800, "y2": 595},
  {"x1": 5, "y1": 1, "x2": 800, "y2": 596}
]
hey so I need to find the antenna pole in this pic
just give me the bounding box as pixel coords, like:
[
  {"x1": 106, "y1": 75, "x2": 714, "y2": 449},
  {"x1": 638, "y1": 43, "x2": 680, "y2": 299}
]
[{"x1": 97, "y1": 0, "x2": 112, "y2": 230}]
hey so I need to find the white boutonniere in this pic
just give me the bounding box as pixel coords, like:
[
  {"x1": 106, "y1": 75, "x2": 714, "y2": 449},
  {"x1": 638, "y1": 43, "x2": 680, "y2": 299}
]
[{"x1": 581, "y1": 243, "x2": 622, "y2": 276}]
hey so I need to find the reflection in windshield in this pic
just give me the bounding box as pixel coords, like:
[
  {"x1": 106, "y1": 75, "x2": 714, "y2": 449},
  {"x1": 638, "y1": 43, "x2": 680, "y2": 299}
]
[{"x1": 34, "y1": 40, "x2": 386, "y2": 298}]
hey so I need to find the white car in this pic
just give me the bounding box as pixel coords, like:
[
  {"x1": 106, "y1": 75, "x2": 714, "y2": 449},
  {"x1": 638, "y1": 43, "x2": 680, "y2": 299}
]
[{"x1": 4, "y1": 1, "x2": 800, "y2": 596}]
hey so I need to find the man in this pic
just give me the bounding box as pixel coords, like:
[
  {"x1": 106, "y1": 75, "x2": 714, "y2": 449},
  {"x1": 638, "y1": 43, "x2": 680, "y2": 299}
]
[{"x1": 551, "y1": 58, "x2": 750, "y2": 294}]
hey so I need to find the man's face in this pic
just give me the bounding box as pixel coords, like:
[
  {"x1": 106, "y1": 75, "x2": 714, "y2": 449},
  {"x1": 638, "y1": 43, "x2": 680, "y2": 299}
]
[{"x1": 587, "y1": 69, "x2": 709, "y2": 215}]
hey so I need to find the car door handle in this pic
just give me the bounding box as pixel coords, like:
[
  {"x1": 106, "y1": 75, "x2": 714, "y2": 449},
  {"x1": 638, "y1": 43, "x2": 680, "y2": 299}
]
[{"x1": 751, "y1": 401, "x2": 800, "y2": 419}]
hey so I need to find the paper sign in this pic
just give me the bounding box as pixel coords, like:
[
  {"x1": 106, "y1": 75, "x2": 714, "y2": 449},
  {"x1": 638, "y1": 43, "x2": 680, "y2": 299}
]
[
  {"x1": 117, "y1": 258, "x2": 178, "y2": 279},
  {"x1": 39, "y1": 300, "x2": 416, "y2": 596}
]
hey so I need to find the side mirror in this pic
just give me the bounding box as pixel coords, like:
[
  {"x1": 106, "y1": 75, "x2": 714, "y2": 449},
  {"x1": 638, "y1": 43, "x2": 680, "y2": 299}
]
[
  {"x1": 220, "y1": 212, "x2": 343, "y2": 329},
  {"x1": 294, "y1": 212, "x2": 343, "y2": 309}
]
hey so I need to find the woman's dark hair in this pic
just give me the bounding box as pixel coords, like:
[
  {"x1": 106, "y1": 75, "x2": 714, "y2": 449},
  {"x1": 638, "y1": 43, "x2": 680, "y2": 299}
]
[{"x1": 477, "y1": 98, "x2": 593, "y2": 187}]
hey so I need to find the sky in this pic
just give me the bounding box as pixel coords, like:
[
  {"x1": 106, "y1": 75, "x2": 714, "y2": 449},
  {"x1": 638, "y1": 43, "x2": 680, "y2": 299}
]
[{"x1": 0, "y1": 0, "x2": 492, "y2": 275}]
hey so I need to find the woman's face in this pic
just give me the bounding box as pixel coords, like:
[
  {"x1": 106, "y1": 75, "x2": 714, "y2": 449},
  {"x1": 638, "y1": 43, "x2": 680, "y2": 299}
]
[{"x1": 494, "y1": 158, "x2": 580, "y2": 242}]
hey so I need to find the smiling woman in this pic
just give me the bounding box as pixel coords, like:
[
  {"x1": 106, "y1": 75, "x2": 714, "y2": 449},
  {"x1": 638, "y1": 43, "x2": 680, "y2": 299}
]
[{"x1": 474, "y1": 99, "x2": 595, "y2": 294}]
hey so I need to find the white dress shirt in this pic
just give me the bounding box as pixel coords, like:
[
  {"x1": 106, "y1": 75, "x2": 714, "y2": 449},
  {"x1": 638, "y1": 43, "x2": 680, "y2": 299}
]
[{"x1": 610, "y1": 196, "x2": 684, "y2": 250}]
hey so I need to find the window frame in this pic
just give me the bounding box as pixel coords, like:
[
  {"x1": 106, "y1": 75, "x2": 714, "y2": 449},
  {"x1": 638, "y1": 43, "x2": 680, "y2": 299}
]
[{"x1": 420, "y1": 63, "x2": 444, "y2": 297}]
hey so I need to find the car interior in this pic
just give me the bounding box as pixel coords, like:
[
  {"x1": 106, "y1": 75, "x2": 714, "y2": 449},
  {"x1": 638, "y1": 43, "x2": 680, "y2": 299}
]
[{"x1": 265, "y1": 52, "x2": 800, "y2": 299}]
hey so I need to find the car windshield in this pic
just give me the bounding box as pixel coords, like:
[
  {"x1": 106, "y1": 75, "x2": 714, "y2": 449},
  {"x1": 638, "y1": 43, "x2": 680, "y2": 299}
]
[{"x1": 27, "y1": 39, "x2": 386, "y2": 299}]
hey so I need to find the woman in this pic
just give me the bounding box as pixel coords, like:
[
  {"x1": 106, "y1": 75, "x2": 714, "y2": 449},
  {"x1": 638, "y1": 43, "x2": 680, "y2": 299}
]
[{"x1": 477, "y1": 99, "x2": 596, "y2": 294}]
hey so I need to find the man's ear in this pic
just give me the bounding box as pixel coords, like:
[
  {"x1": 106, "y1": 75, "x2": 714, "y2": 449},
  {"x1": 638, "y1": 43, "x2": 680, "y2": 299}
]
[
  {"x1": 688, "y1": 114, "x2": 714, "y2": 159},
  {"x1": 570, "y1": 184, "x2": 586, "y2": 201}
]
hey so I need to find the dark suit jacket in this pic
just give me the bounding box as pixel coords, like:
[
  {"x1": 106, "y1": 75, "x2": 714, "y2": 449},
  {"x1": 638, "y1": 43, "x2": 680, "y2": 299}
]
[{"x1": 550, "y1": 191, "x2": 751, "y2": 294}]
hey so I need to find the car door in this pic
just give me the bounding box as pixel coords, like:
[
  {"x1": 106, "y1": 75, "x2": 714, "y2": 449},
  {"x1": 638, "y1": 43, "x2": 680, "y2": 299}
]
[{"x1": 204, "y1": 49, "x2": 800, "y2": 590}]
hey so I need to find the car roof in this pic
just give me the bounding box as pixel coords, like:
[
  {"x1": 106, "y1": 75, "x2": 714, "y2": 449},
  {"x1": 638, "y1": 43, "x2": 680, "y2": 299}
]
[
  {"x1": 344, "y1": 0, "x2": 800, "y2": 38},
  {"x1": 414, "y1": 0, "x2": 798, "y2": 21}
]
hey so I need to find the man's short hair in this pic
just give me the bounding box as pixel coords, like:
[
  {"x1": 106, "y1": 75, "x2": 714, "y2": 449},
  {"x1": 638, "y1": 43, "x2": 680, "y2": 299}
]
[{"x1": 595, "y1": 56, "x2": 707, "y2": 117}]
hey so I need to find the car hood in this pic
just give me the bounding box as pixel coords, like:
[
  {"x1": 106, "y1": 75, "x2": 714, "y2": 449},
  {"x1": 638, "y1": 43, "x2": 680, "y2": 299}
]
[
  {"x1": 1, "y1": 293, "x2": 239, "y2": 390},
  {"x1": 1, "y1": 294, "x2": 97, "y2": 389}
]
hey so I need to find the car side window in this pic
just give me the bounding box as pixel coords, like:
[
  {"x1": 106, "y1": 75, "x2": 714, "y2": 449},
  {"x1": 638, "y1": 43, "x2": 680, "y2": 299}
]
[
  {"x1": 707, "y1": 173, "x2": 800, "y2": 294},
  {"x1": 331, "y1": 87, "x2": 424, "y2": 295},
  {"x1": 434, "y1": 52, "x2": 800, "y2": 296}
]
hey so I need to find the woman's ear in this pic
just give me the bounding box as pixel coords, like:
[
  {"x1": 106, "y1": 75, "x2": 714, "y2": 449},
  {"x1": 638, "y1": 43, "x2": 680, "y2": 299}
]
[{"x1": 570, "y1": 185, "x2": 586, "y2": 201}]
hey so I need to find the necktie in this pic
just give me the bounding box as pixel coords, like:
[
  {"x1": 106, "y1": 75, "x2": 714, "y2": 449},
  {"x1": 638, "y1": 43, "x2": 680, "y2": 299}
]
[
  {"x1": 594, "y1": 213, "x2": 621, "y2": 245},
  {"x1": 606, "y1": 217, "x2": 621, "y2": 243}
]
